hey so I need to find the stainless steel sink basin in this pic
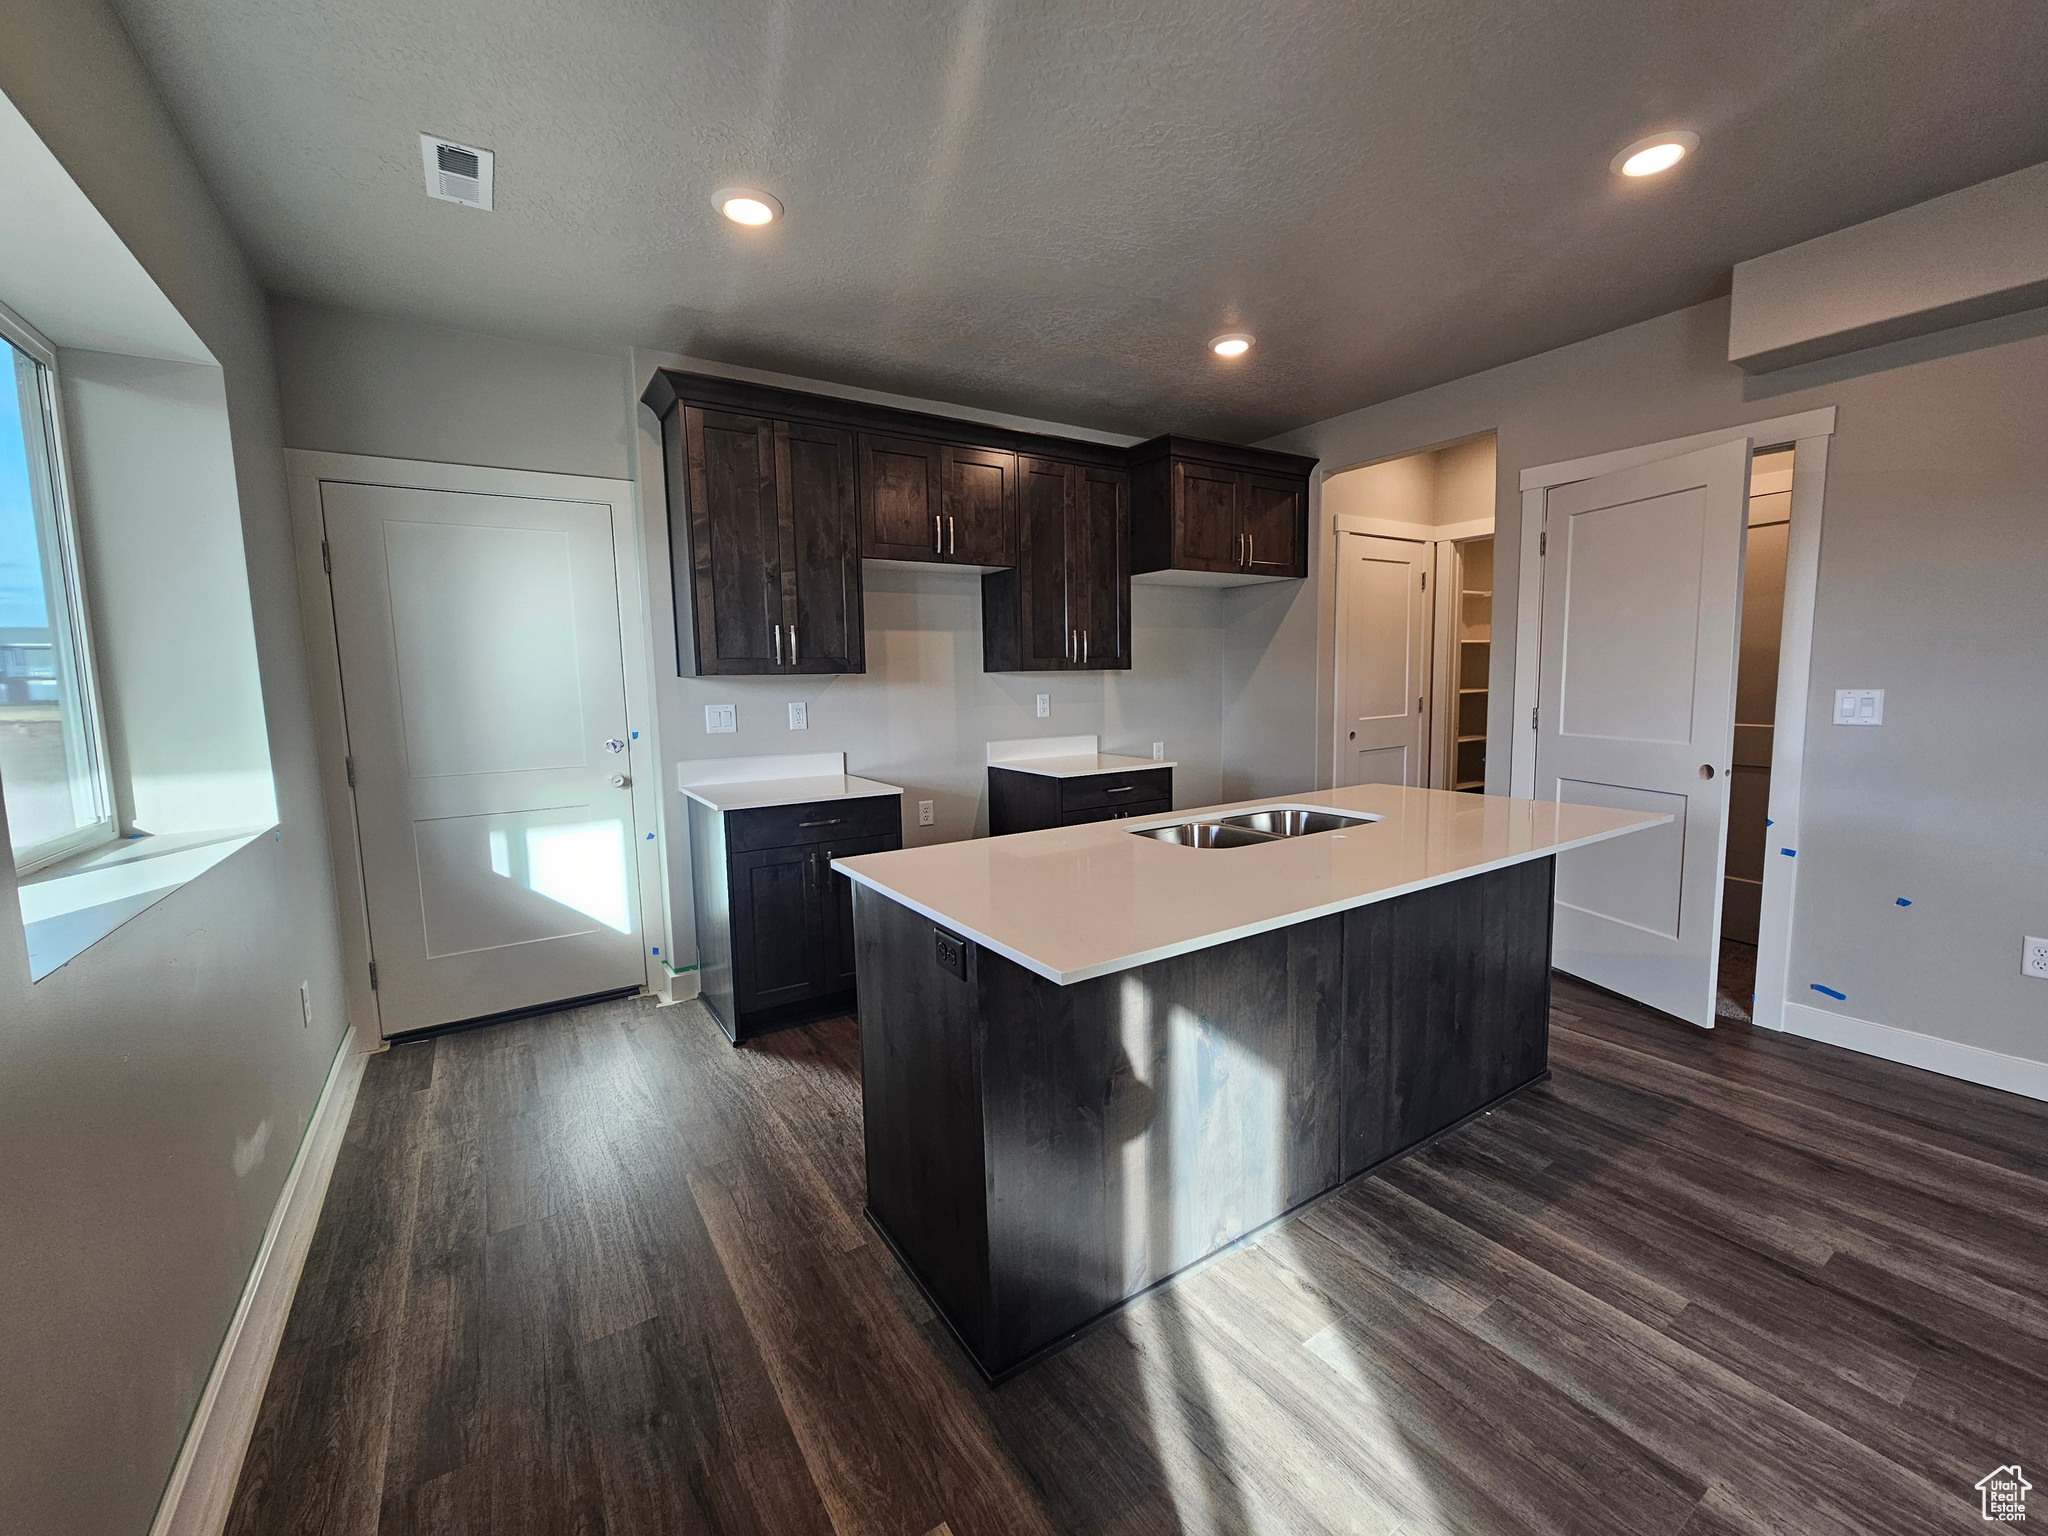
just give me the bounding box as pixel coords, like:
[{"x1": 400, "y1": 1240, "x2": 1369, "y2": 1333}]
[
  {"x1": 1215, "y1": 808, "x2": 1377, "y2": 838},
  {"x1": 1129, "y1": 821, "x2": 1278, "y2": 849}
]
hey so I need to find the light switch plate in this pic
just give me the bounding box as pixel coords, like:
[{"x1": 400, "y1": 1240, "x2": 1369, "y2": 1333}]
[
  {"x1": 1834, "y1": 688, "x2": 1884, "y2": 726},
  {"x1": 918, "y1": 799, "x2": 934, "y2": 827},
  {"x1": 704, "y1": 704, "x2": 736, "y2": 734},
  {"x1": 1153, "y1": 741, "x2": 1165, "y2": 760},
  {"x1": 2026, "y1": 937, "x2": 2048, "y2": 980},
  {"x1": 1035, "y1": 694, "x2": 1049, "y2": 719},
  {"x1": 787, "y1": 701, "x2": 807, "y2": 730}
]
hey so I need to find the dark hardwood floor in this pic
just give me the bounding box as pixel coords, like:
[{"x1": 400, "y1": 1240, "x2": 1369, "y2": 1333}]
[{"x1": 226, "y1": 977, "x2": 2046, "y2": 1535}]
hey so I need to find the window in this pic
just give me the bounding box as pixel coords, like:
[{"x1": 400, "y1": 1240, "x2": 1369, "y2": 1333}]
[{"x1": 0, "y1": 303, "x2": 112, "y2": 871}]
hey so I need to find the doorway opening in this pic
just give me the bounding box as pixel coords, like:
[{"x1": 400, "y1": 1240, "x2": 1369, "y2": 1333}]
[
  {"x1": 1326, "y1": 433, "x2": 1497, "y2": 789},
  {"x1": 1717, "y1": 445, "x2": 1793, "y2": 1021}
]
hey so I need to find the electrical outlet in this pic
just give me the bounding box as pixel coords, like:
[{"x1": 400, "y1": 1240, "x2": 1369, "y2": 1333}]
[
  {"x1": 2025, "y1": 937, "x2": 2048, "y2": 980},
  {"x1": 917, "y1": 799, "x2": 935, "y2": 827},
  {"x1": 299, "y1": 982, "x2": 311, "y2": 1029},
  {"x1": 933, "y1": 926, "x2": 967, "y2": 980},
  {"x1": 1035, "y1": 694, "x2": 1049, "y2": 718},
  {"x1": 1833, "y1": 688, "x2": 1884, "y2": 726},
  {"x1": 1152, "y1": 741, "x2": 1165, "y2": 760},
  {"x1": 787, "y1": 701, "x2": 807, "y2": 730},
  {"x1": 704, "y1": 703, "x2": 736, "y2": 734}
]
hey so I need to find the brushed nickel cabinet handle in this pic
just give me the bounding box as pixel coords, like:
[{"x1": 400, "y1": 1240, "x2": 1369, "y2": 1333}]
[
  {"x1": 1247, "y1": 533, "x2": 1255, "y2": 567},
  {"x1": 935, "y1": 515, "x2": 942, "y2": 554},
  {"x1": 1082, "y1": 629, "x2": 1089, "y2": 665},
  {"x1": 949, "y1": 515, "x2": 956, "y2": 554},
  {"x1": 788, "y1": 624, "x2": 798, "y2": 664},
  {"x1": 797, "y1": 817, "x2": 841, "y2": 828},
  {"x1": 773, "y1": 624, "x2": 782, "y2": 665}
]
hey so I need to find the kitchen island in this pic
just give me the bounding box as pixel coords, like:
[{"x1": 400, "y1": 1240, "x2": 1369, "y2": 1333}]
[{"x1": 833, "y1": 783, "x2": 1664, "y2": 1382}]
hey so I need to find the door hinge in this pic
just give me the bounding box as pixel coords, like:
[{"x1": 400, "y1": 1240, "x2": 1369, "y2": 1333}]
[
  {"x1": 367, "y1": 961, "x2": 379, "y2": 991},
  {"x1": 1531, "y1": 705, "x2": 1540, "y2": 730},
  {"x1": 344, "y1": 755, "x2": 355, "y2": 788},
  {"x1": 1539, "y1": 531, "x2": 1546, "y2": 556},
  {"x1": 321, "y1": 540, "x2": 331, "y2": 574},
  {"x1": 1420, "y1": 569, "x2": 1427, "y2": 590}
]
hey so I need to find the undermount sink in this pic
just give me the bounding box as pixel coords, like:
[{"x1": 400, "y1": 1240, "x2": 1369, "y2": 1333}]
[
  {"x1": 1128, "y1": 821, "x2": 1278, "y2": 849},
  {"x1": 1130, "y1": 808, "x2": 1379, "y2": 847},
  {"x1": 1215, "y1": 808, "x2": 1377, "y2": 838}
]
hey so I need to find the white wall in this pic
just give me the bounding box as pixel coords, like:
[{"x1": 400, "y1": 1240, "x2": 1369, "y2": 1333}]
[
  {"x1": 61, "y1": 350, "x2": 277, "y2": 833},
  {"x1": 1251, "y1": 294, "x2": 2048, "y2": 1071},
  {"x1": 0, "y1": 6, "x2": 349, "y2": 1534}
]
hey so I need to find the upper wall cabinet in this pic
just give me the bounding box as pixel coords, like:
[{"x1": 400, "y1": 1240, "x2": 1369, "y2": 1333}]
[
  {"x1": 859, "y1": 435, "x2": 1017, "y2": 567},
  {"x1": 1130, "y1": 436, "x2": 1316, "y2": 584},
  {"x1": 640, "y1": 370, "x2": 1317, "y2": 675},
  {"x1": 981, "y1": 458, "x2": 1129, "y2": 672},
  {"x1": 658, "y1": 402, "x2": 863, "y2": 675}
]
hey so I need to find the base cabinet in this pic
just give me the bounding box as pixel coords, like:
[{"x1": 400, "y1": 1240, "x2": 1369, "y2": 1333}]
[
  {"x1": 689, "y1": 792, "x2": 901, "y2": 1042},
  {"x1": 987, "y1": 764, "x2": 1172, "y2": 834}
]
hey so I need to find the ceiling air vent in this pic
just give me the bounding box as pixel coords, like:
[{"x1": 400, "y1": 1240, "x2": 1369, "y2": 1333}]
[{"x1": 420, "y1": 134, "x2": 493, "y2": 210}]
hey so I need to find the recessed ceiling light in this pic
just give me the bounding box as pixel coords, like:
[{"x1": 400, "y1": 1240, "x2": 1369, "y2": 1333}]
[
  {"x1": 1612, "y1": 131, "x2": 1699, "y2": 178},
  {"x1": 713, "y1": 186, "x2": 782, "y2": 225},
  {"x1": 1209, "y1": 332, "x2": 1254, "y2": 358}
]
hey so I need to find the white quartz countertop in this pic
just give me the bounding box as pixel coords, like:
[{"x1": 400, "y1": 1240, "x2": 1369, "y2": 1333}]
[
  {"x1": 987, "y1": 751, "x2": 1175, "y2": 778},
  {"x1": 684, "y1": 774, "x2": 903, "y2": 812},
  {"x1": 834, "y1": 784, "x2": 1667, "y2": 985}
]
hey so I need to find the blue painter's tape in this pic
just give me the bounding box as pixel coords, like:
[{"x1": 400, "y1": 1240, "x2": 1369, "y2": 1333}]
[
  {"x1": 631, "y1": 730, "x2": 639, "y2": 739},
  {"x1": 1780, "y1": 847, "x2": 1796, "y2": 857},
  {"x1": 1896, "y1": 897, "x2": 1912, "y2": 907},
  {"x1": 1765, "y1": 817, "x2": 1773, "y2": 827},
  {"x1": 1811, "y1": 983, "x2": 1846, "y2": 1001},
  {"x1": 651, "y1": 946, "x2": 660, "y2": 956},
  {"x1": 645, "y1": 832, "x2": 655, "y2": 840}
]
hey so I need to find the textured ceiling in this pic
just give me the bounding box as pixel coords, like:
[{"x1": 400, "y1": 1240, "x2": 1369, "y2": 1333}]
[{"x1": 109, "y1": 0, "x2": 2048, "y2": 441}]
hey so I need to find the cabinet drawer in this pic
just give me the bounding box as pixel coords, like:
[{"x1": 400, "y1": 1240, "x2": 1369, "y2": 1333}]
[
  {"x1": 1059, "y1": 797, "x2": 1169, "y2": 827},
  {"x1": 727, "y1": 793, "x2": 901, "y2": 853},
  {"x1": 1058, "y1": 768, "x2": 1171, "y2": 812}
]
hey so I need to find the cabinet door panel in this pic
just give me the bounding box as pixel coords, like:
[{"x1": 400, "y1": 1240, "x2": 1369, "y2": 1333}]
[
  {"x1": 813, "y1": 832, "x2": 897, "y2": 996},
  {"x1": 1073, "y1": 466, "x2": 1129, "y2": 669},
  {"x1": 860, "y1": 434, "x2": 944, "y2": 561},
  {"x1": 942, "y1": 446, "x2": 1017, "y2": 565},
  {"x1": 1018, "y1": 455, "x2": 1074, "y2": 668},
  {"x1": 1173, "y1": 461, "x2": 1241, "y2": 572},
  {"x1": 780, "y1": 421, "x2": 863, "y2": 672},
  {"x1": 1242, "y1": 472, "x2": 1305, "y2": 578},
  {"x1": 731, "y1": 846, "x2": 817, "y2": 1013},
  {"x1": 686, "y1": 408, "x2": 782, "y2": 670}
]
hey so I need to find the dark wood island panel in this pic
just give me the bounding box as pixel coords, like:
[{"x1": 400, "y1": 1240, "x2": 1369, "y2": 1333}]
[{"x1": 855, "y1": 855, "x2": 1556, "y2": 1381}]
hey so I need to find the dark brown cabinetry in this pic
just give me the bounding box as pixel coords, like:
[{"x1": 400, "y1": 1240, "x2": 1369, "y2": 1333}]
[
  {"x1": 642, "y1": 370, "x2": 1316, "y2": 675},
  {"x1": 987, "y1": 764, "x2": 1171, "y2": 834},
  {"x1": 981, "y1": 458, "x2": 1128, "y2": 671},
  {"x1": 1131, "y1": 436, "x2": 1315, "y2": 582},
  {"x1": 687, "y1": 790, "x2": 902, "y2": 1042},
  {"x1": 858, "y1": 436, "x2": 1018, "y2": 567},
  {"x1": 662, "y1": 404, "x2": 863, "y2": 675}
]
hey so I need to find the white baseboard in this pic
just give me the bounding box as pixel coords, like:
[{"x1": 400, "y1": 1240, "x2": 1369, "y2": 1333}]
[
  {"x1": 1778, "y1": 1001, "x2": 2048, "y2": 1104},
  {"x1": 148, "y1": 1027, "x2": 370, "y2": 1536}
]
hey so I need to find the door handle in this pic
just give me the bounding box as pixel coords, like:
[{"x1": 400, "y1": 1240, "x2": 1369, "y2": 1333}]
[
  {"x1": 1699, "y1": 764, "x2": 1717, "y2": 779},
  {"x1": 609, "y1": 773, "x2": 629, "y2": 788},
  {"x1": 773, "y1": 624, "x2": 782, "y2": 665}
]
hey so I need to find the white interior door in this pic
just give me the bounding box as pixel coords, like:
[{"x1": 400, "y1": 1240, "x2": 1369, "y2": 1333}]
[
  {"x1": 323, "y1": 481, "x2": 642, "y2": 1035},
  {"x1": 1335, "y1": 533, "x2": 1431, "y2": 787},
  {"x1": 1535, "y1": 438, "x2": 1751, "y2": 1027}
]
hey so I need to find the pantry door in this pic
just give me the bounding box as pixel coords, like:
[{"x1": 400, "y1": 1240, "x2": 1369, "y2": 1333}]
[
  {"x1": 1335, "y1": 533, "x2": 1432, "y2": 787},
  {"x1": 1534, "y1": 438, "x2": 1750, "y2": 1027}
]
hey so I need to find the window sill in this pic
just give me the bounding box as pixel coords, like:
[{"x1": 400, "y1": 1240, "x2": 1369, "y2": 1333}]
[{"x1": 18, "y1": 825, "x2": 273, "y2": 981}]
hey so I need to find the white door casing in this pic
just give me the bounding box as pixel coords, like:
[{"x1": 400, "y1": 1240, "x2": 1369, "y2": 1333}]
[
  {"x1": 1335, "y1": 533, "x2": 1432, "y2": 787},
  {"x1": 322, "y1": 482, "x2": 644, "y2": 1035},
  {"x1": 1535, "y1": 438, "x2": 1751, "y2": 1027}
]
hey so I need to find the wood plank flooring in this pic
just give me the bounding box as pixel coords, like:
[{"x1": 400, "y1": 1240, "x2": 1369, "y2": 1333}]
[{"x1": 226, "y1": 977, "x2": 2046, "y2": 1535}]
